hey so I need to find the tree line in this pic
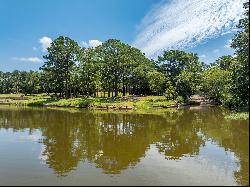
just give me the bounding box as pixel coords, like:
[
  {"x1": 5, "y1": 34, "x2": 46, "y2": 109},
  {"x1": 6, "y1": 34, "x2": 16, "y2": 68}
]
[{"x1": 0, "y1": 2, "x2": 248, "y2": 108}]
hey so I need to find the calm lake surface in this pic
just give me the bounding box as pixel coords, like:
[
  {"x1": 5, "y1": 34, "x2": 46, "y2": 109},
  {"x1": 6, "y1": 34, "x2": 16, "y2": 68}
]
[{"x1": 0, "y1": 105, "x2": 248, "y2": 186}]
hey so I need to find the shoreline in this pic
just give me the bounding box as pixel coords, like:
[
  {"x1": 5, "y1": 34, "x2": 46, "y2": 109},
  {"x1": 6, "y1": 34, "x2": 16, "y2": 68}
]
[
  {"x1": 0, "y1": 96, "x2": 248, "y2": 120},
  {"x1": 1, "y1": 94, "x2": 247, "y2": 113},
  {"x1": 1, "y1": 102, "x2": 248, "y2": 121},
  {"x1": 0, "y1": 98, "x2": 218, "y2": 111}
]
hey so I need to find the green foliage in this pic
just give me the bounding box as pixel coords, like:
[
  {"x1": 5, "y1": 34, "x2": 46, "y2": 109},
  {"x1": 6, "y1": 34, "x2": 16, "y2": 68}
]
[
  {"x1": 78, "y1": 48, "x2": 101, "y2": 96},
  {"x1": 212, "y1": 55, "x2": 234, "y2": 70},
  {"x1": 97, "y1": 39, "x2": 155, "y2": 97},
  {"x1": 0, "y1": 70, "x2": 41, "y2": 95},
  {"x1": 224, "y1": 112, "x2": 249, "y2": 120},
  {"x1": 201, "y1": 67, "x2": 231, "y2": 102},
  {"x1": 158, "y1": 50, "x2": 205, "y2": 101},
  {"x1": 41, "y1": 36, "x2": 80, "y2": 98},
  {"x1": 230, "y1": 2, "x2": 249, "y2": 107},
  {"x1": 147, "y1": 71, "x2": 168, "y2": 95},
  {"x1": 201, "y1": 2, "x2": 249, "y2": 108},
  {"x1": 176, "y1": 96, "x2": 184, "y2": 104},
  {"x1": 164, "y1": 83, "x2": 177, "y2": 100},
  {"x1": 231, "y1": 2, "x2": 249, "y2": 62},
  {"x1": 129, "y1": 61, "x2": 153, "y2": 95}
]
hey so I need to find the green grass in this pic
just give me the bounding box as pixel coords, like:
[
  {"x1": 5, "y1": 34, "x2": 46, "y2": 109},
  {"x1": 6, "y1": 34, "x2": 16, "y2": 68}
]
[
  {"x1": 224, "y1": 112, "x2": 249, "y2": 120},
  {"x1": 151, "y1": 100, "x2": 176, "y2": 108},
  {"x1": 0, "y1": 94, "x2": 23, "y2": 98},
  {"x1": 0, "y1": 94, "x2": 177, "y2": 111}
]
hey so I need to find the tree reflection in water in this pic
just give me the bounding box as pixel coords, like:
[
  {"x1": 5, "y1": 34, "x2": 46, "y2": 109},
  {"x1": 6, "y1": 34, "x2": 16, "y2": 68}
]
[{"x1": 0, "y1": 106, "x2": 248, "y2": 185}]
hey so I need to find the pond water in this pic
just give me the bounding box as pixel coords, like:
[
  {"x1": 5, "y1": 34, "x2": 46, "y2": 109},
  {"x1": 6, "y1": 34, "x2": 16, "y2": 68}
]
[{"x1": 0, "y1": 105, "x2": 248, "y2": 186}]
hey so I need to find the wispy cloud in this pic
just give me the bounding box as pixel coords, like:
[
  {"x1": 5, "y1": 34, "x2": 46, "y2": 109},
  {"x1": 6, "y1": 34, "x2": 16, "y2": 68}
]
[
  {"x1": 32, "y1": 47, "x2": 38, "y2": 51},
  {"x1": 199, "y1": 54, "x2": 206, "y2": 58},
  {"x1": 81, "y1": 40, "x2": 102, "y2": 48},
  {"x1": 12, "y1": 57, "x2": 43, "y2": 63},
  {"x1": 133, "y1": 0, "x2": 245, "y2": 58},
  {"x1": 213, "y1": 49, "x2": 220, "y2": 54},
  {"x1": 81, "y1": 41, "x2": 89, "y2": 48},
  {"x1": 39, "y1": 36, "x2": 52, "y2": 52}
]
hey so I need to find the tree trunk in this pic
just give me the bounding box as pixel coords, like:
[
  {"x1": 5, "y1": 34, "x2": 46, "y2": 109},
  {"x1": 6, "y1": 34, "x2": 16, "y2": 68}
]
[
  {"x1": 112, "y1": 82, "x2": 114, "y2": 97},
  {"x1": 115, "y1": 80, "x2": 118, "y2": 97},
  {"x1": 69, "y1": 85, "x2": 72, "y2": 98},
  {"x1": 122, "y1": 77, "x2": 126, "y2": 96},
  {"x1": 65, "y1": 72, "x2": 69, "y2": 99},
  {"x1": 108, "y1": 86, "x2": 111, "y2": 97},
  {"x1": 126, "y1": 84, "x2": 128, "y2": 96}
]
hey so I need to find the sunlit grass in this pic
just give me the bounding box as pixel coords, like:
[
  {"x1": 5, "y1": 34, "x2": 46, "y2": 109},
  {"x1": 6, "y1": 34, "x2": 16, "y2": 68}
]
[
  {"x1": 224, "y1": 112, "x2": 249, "y2": 120},
  {"x1": 0, "y1": 94, "x2": 176, "y2": 111}
]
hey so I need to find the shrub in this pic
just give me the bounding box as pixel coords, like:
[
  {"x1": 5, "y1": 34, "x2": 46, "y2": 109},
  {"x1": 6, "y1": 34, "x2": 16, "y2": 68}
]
[{"x1": 176, "y1": 96, "x2": 184, "y2": 104}]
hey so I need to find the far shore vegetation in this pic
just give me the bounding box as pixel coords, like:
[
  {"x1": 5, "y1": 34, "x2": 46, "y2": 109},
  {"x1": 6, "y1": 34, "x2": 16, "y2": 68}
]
[
  {"x1": 0, "y1": 94, "x2": 175, "y2": 110},
  {"x1": 0, "y1": 3, "x2": 249, "y2": 118},
  {"x1": 224, "y1": 112, "x2": 249, "y2": 120}
]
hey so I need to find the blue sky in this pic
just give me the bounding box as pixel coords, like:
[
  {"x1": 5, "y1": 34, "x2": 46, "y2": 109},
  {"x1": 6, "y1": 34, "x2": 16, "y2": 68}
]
[{"x1": 0, "y1": 0, "x2": 245, "y2": 72}]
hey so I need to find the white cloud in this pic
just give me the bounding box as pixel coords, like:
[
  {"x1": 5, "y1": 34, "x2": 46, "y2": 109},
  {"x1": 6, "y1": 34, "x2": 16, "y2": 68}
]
[
  {"x1": 32, "y1": 47, "x2": 38, "y2": 51},
  {"x1": 200, "y1": 54, "x2": 206, "y2": 58},
  {"x1": 12, "y1": 57, "x2": 43, "y2": 63},
  {"x1": 89, "y1": 40, "x2": 102, "y2": 48},
  {"x1": 81, "y1": 41, "x2": 89, "y2": 48},
  {"x1": 225, "y1": 39, "x2": 232, "y2": 49},
  {"x1": 81, "y1": 40, "x2": 102, "y2": 48},
  {"x1": 39, "y1": 36, "x2": 52, "y2": 52},
  {"x1": 213, "y1": 49, "x2": 220, "y2": 53},
  {"x1": 133, "y1": 0, "x2": 245, "y2": 59}
]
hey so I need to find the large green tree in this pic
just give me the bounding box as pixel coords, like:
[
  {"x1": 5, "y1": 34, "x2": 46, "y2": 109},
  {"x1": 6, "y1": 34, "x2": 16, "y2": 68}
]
[
  {"x1": 19, "y1": 71, "x2": 41, "y2": 95},
  {"x1": 41, "y1": 36, "x2": 80, "y2": 98},
  {"x1": 230, "y1": 2, "x2": 249, "y2": 107},
  {"x1": 147, "y1": 71, "x2": 169, "y2": 96},
  {"x1": 212, "y1": 55, "x2": 235, "y2": 70},
  {"x1": 201, "y1": 67, "x2": 231, "y2": 103},
  {"x1": 97, "y1": 39, "x2": 125, "y2": 97},
  {"x1": 158, "y1": 50, "x2": 205, "y2": 101},
  {"x1": 78, "y1": 47, "x2": 101, "y2": 97},
  {"x1": 97, "y1": 39, "x2": 154, "y2": 97}
]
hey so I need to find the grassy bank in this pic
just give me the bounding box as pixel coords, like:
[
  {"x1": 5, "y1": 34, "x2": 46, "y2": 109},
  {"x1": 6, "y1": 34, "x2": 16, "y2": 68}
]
[
  {"x1": 0, "y1": 94, "x2": 177, "y2": 111},
  {"x1": 224, "y1": 112, "x2": 249, "y2": 120},
  {"x1": 1, "y1": 94, "x2": 249, "y2": 119}
]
